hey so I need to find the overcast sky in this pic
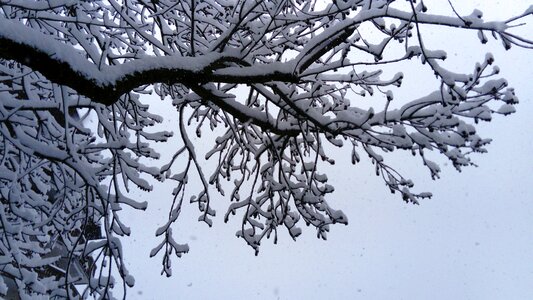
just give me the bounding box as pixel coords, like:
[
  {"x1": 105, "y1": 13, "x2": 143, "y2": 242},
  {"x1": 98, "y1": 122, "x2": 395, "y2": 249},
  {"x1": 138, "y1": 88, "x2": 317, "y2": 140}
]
[{"x1": 118, "y1": 1, "x2": 533, "y2": 299}]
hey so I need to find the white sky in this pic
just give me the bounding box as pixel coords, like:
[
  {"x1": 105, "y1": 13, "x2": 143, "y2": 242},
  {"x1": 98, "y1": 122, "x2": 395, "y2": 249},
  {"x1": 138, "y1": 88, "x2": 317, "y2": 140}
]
[{"x1": 119, "y1": 1, "x2": 533, "y2": 299}]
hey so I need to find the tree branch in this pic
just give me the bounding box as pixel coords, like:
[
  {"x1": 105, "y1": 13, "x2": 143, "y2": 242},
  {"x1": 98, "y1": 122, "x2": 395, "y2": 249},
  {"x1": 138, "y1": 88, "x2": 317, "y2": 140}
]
[{"x1": 0, "y1": 18, "x2": 298, "y2": 105}]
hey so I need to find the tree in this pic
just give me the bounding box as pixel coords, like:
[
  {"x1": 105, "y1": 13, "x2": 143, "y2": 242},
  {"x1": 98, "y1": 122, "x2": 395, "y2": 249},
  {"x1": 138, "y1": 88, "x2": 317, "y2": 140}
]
[{"x1": 0, "y1": 0, "x2": 531, "y2": 298}]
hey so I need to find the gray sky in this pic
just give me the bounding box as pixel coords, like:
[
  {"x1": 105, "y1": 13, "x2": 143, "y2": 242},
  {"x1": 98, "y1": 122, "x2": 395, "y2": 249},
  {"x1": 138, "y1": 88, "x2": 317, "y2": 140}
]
[{"x1": 119, "y1": 1, "x2": 533, "y2": 299}]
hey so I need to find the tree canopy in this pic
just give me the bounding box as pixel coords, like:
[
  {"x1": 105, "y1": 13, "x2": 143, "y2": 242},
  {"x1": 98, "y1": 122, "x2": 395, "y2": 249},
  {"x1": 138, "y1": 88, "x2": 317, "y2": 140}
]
[{"x1": 0, "y1": 0, "x2": 532, "y2": 298}]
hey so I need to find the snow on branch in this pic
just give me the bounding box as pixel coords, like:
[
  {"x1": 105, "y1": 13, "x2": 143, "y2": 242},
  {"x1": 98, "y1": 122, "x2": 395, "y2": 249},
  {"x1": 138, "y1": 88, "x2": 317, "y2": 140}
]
[{"x1": 0, "y1": 0, "x2": 531, "y2": 298}]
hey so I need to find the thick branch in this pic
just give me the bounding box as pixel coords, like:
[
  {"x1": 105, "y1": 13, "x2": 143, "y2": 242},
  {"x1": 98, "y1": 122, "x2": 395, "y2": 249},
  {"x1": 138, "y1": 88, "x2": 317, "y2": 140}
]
[
  {"x1": 190, "y1": 84, "x2": 300, "y2": 136},
  {"x1": 0, "y1": 18, "x2": 298, "y2": 105}
]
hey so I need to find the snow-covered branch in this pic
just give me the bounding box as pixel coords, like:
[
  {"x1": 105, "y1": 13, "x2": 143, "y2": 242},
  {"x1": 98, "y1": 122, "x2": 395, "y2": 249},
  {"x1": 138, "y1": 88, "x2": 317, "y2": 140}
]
[{"x1": 0, "y1": 0, "x2": 531, "y2": 298}]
